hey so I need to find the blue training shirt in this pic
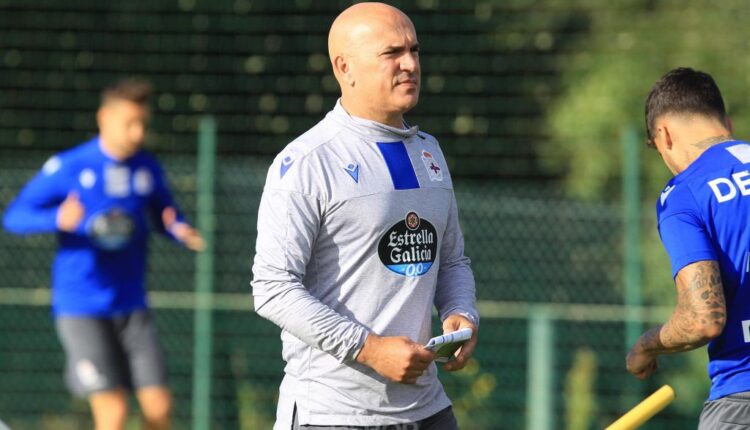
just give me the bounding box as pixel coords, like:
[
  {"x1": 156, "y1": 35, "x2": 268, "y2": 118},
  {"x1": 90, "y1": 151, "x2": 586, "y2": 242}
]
[
  {"x1": 657, "y1": 140, "x2": 750, "y2": 400},
  {"x1": 3, "y1": 136, "x2": 182, "y2": 317}
]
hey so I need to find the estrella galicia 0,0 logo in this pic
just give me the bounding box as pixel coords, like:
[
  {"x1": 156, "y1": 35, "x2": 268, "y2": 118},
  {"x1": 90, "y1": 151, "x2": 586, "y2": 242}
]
[{"x1": 378, "y1": 211, "x2": 438, "y2": 277}]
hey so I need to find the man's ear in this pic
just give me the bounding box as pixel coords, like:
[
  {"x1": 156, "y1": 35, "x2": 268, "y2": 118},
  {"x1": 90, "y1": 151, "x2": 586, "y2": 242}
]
[
  {"x1": 662, "y1": 124, "x2": 674, "y2": 150},
  {"x1": 726, "y1": 116, "x2": 734, "y2": 134},
  {"x1": 333, "y1": 55, "x2": 355, "y2": 87},
  {"x1": 653, "y1": 116, "x2": 674, "y2": 151}
]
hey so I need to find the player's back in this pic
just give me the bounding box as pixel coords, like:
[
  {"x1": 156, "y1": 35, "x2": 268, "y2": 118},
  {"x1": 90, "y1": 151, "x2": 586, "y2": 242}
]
[
  {"x1": 659, "y1": 140, "x2": 750, "y2": 399},
  {"x1": 671, "y1": 142, "x2": 750, "y2": 292}
]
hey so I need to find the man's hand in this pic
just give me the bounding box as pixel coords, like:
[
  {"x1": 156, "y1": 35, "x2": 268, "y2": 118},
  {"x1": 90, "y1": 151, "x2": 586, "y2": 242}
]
[
  {"x1": 56, "y1": 191, "x2": 85, "y2": 232},
  {"x1": 162, "y1": 207, "x2": 205, "y2": 251},
  {"x1": 441, "y1": 314, "x2": 478, "y2": 371},
  {"x1": 356, "y1": 334, "x2": 435, "y2": 384},
  {"x1": 626, "y1": 346, "x2": 659, "y2": 380},
  {"x1": 624, "y1": 261, "x2": 725, "y2": 381}
]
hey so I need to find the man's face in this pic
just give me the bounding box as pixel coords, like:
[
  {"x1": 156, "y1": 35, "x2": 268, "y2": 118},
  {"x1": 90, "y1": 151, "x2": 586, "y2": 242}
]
[
  {"x1": 349, "y1": 17, "x2": 420, "y2": 118},
  {"x1": 98, "y1": 99, "x2": 149, "y2": 158}
]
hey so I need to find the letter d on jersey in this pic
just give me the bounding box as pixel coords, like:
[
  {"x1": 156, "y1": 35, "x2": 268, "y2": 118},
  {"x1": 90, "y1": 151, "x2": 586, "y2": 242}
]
[
  {"x1": 708, "y1": 177, "x2": 737, "y2": 203},
  {"x1": 708, "y1": 171, "x2": 750, "y2": 203}
]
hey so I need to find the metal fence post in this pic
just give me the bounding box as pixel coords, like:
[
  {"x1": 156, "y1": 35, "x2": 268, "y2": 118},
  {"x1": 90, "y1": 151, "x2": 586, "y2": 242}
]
[
  {"x1": 622, "y1": 125, "x2": 642, "y2": 349},
  {"x1": 526, "y1": 306, "x2": 554, "y2": 430},
  {"x1": 192, "y1": 116, "x2": 217, "y2": 430},
  {"x1": 622, "y1": 125, "x2": 644, "y2": 409}
]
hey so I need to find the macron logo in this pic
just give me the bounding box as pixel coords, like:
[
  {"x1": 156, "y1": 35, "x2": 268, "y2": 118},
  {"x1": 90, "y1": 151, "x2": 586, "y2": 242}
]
[
  {"x1": 344, "y1": 163, "x2": 359, "y2": 183},
  {"x1": 280, "y1": 155, "x2": 294, "y2": 178},
  {"x1": 660, "y1": 185, "x2": 676, "y2": 205}
]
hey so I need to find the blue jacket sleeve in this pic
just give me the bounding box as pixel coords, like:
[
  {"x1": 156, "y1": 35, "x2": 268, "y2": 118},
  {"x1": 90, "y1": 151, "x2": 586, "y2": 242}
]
[
  {"x1": 148, "y1": 160, "x2": 184, "y2": 239},
  {"x1": 656, "y1": 182, "x2": 717, "y2": 278},
  {"x1": 3, "y1": 157, "x2": 68, "y2": 235},
  {"x1": 658, "y1": 211, "x2": 717, "y2": 278}
]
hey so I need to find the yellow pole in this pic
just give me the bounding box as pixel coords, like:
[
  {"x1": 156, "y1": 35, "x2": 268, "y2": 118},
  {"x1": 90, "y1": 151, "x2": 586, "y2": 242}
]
[{"x1": 605, "y1": 385, "x2": 675, "y2": 430}]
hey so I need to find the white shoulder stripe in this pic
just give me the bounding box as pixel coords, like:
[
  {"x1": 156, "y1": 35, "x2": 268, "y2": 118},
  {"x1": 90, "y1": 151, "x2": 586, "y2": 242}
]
[{"x1": 726, "y1": 144, "x2": 750, "y2": 163}]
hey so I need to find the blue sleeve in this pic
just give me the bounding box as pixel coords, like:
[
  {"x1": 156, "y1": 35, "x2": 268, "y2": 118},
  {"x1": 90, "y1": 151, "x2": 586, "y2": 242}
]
[
  {"x1": 658, "y1": 211, "x2": 717, "y2": 278},
  {"x1": 3, "y1": 157, "x2": 68, "y2": 234},
  {"x1": 148, "y1": 160, "x2": 184, "y2": 239}
]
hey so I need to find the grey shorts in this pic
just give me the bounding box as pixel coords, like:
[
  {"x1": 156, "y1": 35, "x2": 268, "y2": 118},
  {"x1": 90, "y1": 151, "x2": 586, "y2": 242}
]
[
  {"x1": 292, "y1": 405, "x2": 459, "y2": 430},
  {"x1": 699, "y1": 391, "x2": 750, "y2": 430},
  {"x1": 55, "y1": 310, "x2": 167, "y2": 397}
]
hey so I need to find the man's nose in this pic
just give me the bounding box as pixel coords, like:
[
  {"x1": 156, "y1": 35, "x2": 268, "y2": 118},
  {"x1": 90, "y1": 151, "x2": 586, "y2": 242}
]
[{"x1": 400, "y1": 52, "x2": 418, "y2": 72}]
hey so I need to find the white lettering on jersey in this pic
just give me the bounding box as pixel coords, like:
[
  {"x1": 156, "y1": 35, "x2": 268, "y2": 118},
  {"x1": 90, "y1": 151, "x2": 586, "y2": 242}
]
[
  {"x1": 708, "y1": 177, "x2": 737, "y2": 203},
  {"x1": 733, "y1": 171, "x2": 750, "y2": 196},
  {"x1": 726, "y1": 144, "x2": 750, "y2": 163},
  {"x1": 708, "y1": 170, "x2": 750, "y2": 203},
  {"x1": 660, "y1": 185, "x2": 676, "y2": 205},
  {"x1": 105, "y1": 165, "x2": 131, "y2": 197}
]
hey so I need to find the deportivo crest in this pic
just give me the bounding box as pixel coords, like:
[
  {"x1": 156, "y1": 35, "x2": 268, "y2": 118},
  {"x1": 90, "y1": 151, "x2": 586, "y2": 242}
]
[
  {"x1": 421, "y1": 150, "x2": 443, "y2": 181},
  {"x1": 378, "y1": 211, "x2": 438, "y2": 277}
]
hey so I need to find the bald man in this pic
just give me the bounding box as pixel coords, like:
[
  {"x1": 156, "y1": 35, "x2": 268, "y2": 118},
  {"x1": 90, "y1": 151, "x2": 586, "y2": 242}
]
[{"x1": 251, "y1": 3, "x2": 478, "y2": 429}]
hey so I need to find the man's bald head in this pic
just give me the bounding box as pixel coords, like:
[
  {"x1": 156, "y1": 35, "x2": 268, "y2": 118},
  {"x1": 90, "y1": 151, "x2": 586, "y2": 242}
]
[
  {"x1": 327, "y1": 2, "x2": 421, "y2": 127},
  {"x1": 328, "y1": 2, "x2": 412, "y2": 63}
]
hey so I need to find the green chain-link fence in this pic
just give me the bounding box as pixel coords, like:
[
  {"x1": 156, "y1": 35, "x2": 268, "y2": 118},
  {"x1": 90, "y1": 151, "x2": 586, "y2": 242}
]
[
  {"x1": 0, "y1": 149, "x2": 704, "y2": 429},
  {"x1": 1, "y1": 0, "x2": 727, "y2": 429}
]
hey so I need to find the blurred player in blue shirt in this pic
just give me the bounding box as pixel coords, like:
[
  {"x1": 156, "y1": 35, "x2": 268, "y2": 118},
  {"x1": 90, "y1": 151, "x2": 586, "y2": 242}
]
[
  {"x1": 3, "y1": 78, "x2": 203, "y2": 430},
  {"x1": 626, "y1": 67, "x2": 750, "y2": 428}
]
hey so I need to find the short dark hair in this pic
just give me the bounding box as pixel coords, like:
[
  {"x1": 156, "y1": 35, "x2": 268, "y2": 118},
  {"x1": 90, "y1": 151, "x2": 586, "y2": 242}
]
[
  {"x1": 645, "y1": 67, "x2": 726, "y2": 147},
  {"x1": 101, "y1": 77, "x2": 153, "y2": 106}
]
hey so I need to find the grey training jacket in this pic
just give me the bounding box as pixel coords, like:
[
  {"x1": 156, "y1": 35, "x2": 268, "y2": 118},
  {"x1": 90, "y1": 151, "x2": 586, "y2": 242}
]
[{"x1": 251, "y1": 100, "x2": 479, "y2": 428}]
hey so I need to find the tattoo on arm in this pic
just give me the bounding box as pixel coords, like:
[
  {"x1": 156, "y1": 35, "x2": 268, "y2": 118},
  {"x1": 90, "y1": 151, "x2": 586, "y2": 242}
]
[{"x1": 637, "y1": 260, "x2": 726, "y2": 355}]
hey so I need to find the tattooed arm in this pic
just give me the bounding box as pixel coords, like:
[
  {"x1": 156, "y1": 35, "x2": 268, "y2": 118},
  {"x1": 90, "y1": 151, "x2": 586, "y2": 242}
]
[{"x1": 626, "y1": 260, "x2": 726, "y2": 379}]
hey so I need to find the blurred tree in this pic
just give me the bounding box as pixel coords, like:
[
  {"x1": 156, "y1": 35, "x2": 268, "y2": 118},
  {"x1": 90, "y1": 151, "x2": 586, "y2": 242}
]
[
  {"x1": 541, "y1": 0, "x2": 746, "y2": 416},
  {"x1": 543, "y1": 0, "x2": 750, "y2": 201},
  {"x1": 543, "y1": 0, "x2": 750, "y2": 304}
]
